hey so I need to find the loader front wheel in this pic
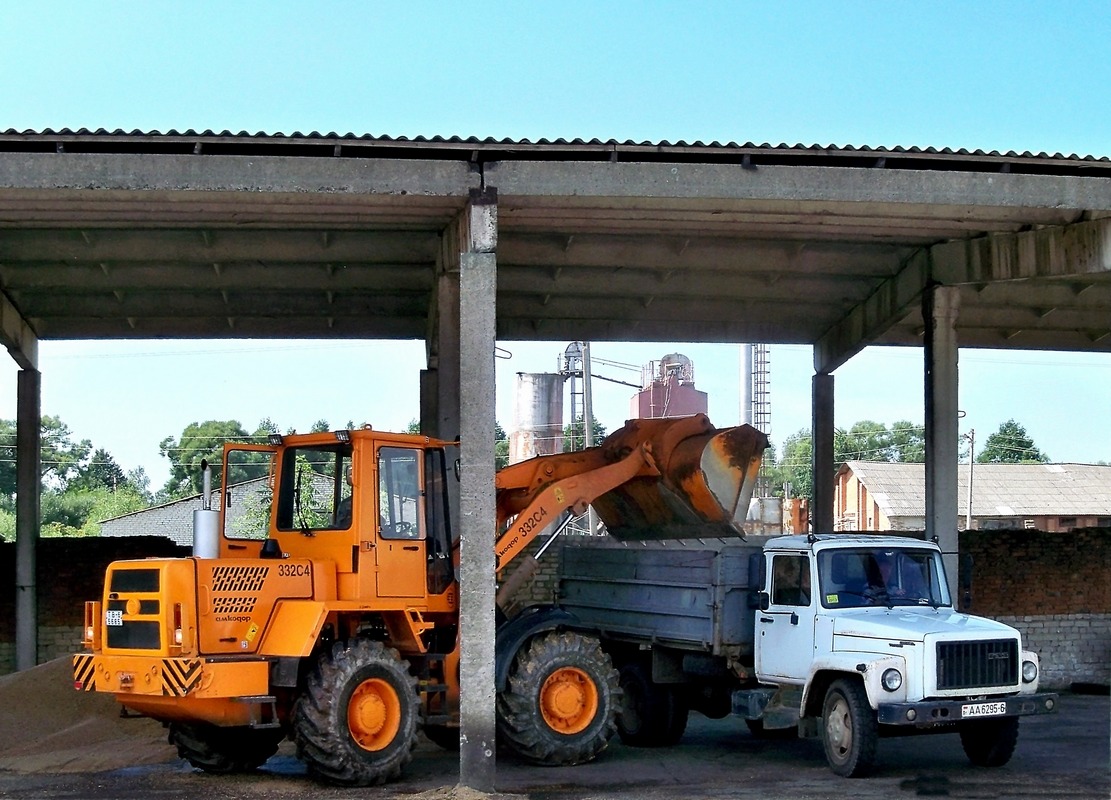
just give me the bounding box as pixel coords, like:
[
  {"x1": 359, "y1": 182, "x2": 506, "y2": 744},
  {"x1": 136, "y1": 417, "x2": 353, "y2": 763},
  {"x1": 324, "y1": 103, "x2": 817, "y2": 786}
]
[
  {"x1": 497, "y1": 631, "x2": 619, "y2": 765},
  {"x1": 293, "y1": 638, "x2": 419, "y2": 786},
  {"x1": 168, "y1": 722, "x2": 282, "y2": 774}
]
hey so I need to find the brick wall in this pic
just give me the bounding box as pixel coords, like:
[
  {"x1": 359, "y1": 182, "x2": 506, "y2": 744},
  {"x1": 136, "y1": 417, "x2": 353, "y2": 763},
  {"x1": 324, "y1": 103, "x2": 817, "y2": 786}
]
[
  {"x1": 0, "y1": 537, "x2": 190, "y2": 674},
  {"x1": 502, "y1": 528, "x2": 1111, "y2": 689}
]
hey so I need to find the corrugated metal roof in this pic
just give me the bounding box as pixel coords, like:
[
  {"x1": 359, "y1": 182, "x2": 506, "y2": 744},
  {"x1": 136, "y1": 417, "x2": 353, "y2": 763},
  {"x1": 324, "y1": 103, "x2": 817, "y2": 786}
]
[
  {"x1": 843, "y1": 461, "x2": 1111, "y2": 518},
  {"x1": 1, "y1": 128, "x2": 1108, "y2": 172}
]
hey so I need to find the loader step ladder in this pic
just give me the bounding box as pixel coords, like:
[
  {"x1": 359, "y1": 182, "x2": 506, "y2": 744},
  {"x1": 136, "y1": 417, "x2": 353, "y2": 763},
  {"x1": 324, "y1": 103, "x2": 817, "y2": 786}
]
[{"x1": 235, "y1": 694, "x2": 282, "y2": 729}]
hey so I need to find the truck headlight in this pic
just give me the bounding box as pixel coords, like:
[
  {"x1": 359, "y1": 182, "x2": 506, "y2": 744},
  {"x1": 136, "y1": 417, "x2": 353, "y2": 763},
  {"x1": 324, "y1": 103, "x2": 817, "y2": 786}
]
[
  {"x1": 1022, "y1": 660, "x2": 1038, "y2": 683},
  {"x1": 881, "y1": 668, "x2": 903, "y2": 692}
]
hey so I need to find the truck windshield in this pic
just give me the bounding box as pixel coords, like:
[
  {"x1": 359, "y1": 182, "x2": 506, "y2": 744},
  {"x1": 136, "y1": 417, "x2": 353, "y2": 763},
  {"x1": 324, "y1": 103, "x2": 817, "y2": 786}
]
[{"x1": 817, "y1": 547, "x2": 950, "y2": 609}]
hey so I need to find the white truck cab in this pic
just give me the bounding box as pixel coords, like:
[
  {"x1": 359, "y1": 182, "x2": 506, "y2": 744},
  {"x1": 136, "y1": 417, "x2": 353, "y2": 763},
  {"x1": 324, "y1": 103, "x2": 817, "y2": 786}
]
[{"x1": 753, "y1": 534, "x2": 1057, "y2": 775}]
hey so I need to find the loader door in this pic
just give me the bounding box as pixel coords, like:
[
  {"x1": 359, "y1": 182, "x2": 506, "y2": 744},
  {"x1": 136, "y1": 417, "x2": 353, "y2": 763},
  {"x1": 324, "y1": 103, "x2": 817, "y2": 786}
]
[
  {"x1": 755, "y1": 552, "x2": 816, "y2": 683},
  {"x1": 375, "y1": 446, "x2": 426, "y2": 598}
]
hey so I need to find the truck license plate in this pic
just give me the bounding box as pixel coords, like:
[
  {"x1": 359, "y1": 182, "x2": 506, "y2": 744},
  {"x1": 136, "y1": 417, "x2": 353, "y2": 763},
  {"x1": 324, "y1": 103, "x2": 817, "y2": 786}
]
[
  {"x1": 105, "y1": 610, "x2": 123, "y2": 626},
  {"x1": 962, "y1": 701, "x2": 1007, "y2": 718}
]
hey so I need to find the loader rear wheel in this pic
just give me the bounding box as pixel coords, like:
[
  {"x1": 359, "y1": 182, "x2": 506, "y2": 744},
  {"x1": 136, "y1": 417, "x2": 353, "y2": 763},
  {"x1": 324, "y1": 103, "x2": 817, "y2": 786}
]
[
  {"x1": 960, "y1": 717, "x2": 1019, "y2": 767},
  {"x1": 293, "y1": 638, "x2": 419, "y2": 786},
  {"x1": 497, "y1": 631, "x2": 619, "y2": 765},
  {"x1": 168, "y1": 722, "x2": 282, "y2": 774},
  {"x1": 616, "y1": 661, "x2": 688, "y2": 747}
]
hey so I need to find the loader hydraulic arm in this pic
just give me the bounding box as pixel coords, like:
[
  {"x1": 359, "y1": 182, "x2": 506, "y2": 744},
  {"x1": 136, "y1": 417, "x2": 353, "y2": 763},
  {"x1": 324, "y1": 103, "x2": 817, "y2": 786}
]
[{"x1": 493, "y1": 442, "x2": 660, "y2": 572}]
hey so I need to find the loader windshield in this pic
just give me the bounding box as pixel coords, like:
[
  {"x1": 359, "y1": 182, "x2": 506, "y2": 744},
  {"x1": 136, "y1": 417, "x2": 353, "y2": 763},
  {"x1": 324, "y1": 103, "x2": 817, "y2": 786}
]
[
  {"x1": 275, "y1": 444, "x2": 354, "y2": 533},
  {"x1": 818, "y1": 547, "x2": 950, "y2": 609}
]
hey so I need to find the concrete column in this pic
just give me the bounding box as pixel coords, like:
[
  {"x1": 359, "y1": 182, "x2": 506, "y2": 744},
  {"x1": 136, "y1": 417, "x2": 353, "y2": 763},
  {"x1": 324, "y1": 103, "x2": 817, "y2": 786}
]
[
  {"x1": 923, "y1": 285, "x2": 961, "y2": 598},
  {"x1": 457, "y1": 251, "x2": 497, "y2": 790},
  {"x1": 811, "y1": 372, "x2": 835, "y2": 533},
  {"x1": 16, "y1": 368, "x2": 40, "y2": 670},
  {"x1": 457, "y1": 250, "x2": 497, "y2": 790}
]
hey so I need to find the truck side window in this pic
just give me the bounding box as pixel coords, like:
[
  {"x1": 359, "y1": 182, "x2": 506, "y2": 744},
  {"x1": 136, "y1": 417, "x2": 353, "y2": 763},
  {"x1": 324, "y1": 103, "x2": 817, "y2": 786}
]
[
  {"x1": 771, "y1": 554, "x2": 811, "y2": 606},
  {"x1": 379, "y1": 447, "x2": 423, "y2": 540}
]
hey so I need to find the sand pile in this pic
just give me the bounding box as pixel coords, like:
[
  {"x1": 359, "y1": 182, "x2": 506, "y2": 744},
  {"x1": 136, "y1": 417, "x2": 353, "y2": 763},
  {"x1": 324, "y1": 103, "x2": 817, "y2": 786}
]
[{"x1": 0, "y1": 656, "x2": 175, "y2": 773}]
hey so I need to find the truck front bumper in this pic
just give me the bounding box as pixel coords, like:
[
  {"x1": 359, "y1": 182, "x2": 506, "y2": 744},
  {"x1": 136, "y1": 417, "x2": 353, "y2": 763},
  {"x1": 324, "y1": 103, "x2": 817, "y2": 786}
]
[{"x1": 877, "y1": 692, "x2": 1058, "y2": 727}]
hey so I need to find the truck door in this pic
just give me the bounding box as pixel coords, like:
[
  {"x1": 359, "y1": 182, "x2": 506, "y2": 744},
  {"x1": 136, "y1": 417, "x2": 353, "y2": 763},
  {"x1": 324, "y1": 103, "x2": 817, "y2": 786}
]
[
  {"x1": 375, "y1": 446, "x2": 426, "y2": 598},
  {"x1": 755, "y1": 552, "x2": 816, "y2": 683}
]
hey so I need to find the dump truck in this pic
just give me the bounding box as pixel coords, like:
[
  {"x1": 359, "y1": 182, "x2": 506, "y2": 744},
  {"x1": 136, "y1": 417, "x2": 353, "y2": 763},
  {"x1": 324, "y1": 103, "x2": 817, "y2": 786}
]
[
  {"x1": 73, "y1": 413, "x2": 766, "y2": 785},
  {"x1": 552, "y1": 534, "x2": 1058, "y2": 776}
]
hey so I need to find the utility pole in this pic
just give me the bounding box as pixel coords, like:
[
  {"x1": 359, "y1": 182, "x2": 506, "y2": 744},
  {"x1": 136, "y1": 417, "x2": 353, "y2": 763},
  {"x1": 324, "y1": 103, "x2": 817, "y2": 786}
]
[
  {"x1": 583, "y1": 342, "x2": 598, "y2": 534},
  {"x1": 963, "y1": 428, "x2": 975, "y2": 530}
]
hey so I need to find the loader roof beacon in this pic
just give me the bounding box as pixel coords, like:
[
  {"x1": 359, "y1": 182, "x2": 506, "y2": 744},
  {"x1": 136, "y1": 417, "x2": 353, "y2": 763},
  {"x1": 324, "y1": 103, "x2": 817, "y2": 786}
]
[{"x1": 73, "y1": 414, "x2": 767, "y2": 786}]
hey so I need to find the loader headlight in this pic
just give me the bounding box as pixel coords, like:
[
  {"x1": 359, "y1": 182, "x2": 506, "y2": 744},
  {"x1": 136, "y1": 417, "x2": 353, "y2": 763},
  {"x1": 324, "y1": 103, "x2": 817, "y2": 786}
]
[
  {"x1": 882, "y1": 668, "x2": 903, "y2": 692},
  {"x1": 1022, "y1": 660, "x2": 1038, "y2": 683},
  {"x1": 84, "y1": 626, "x2": 95, "y2": 642}
]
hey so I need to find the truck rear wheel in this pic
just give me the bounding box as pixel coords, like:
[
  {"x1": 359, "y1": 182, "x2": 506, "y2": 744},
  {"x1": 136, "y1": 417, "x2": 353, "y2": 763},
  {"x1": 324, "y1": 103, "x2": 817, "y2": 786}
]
[
  {"x1": 820, "y1": 678, "x2": 878, "y2": 778},
  {"x1": 616, "y1": 661, "x2": 688, "y2": 747},
  {"x1": 293, "y1": 639, "x2": 419, "y2": 786},
  {"x1": 497, "y1": 631, "x2": 619, "y2": 765},
  {"x1": 959, "y1": 717, "x2": 1019, "y2": 767},
  {"x1": 168, "y1": 722, "x2": 282, "y2": 774}
]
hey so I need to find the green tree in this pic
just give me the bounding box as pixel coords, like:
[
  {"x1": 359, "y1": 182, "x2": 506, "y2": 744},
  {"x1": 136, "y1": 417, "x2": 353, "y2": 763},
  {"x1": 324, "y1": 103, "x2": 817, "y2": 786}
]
[
  {"x1": 0, "y1": 416, "x2": 93, "y2": 499},
  {"x1": 775, "y1": 430, "x2": 814, "y2": 501},
  {"x1": 159, "y1": 420, "x2": 251, "y2": 498},
  {"x1": 889, "y1": 420, "x2": 926, "y2": 463},
  {"x1": 71, "y1": 447, "x2": 127, "y2": 492},
  {"x1": 977, "y1": 420, "x2": 1049, "y2": 464},
  {"x1": 564, "y1": 416, "x2": 607, "y2": 453},
  {"x1": 495, "y1": 421, "x2": 509, "y2": 470}
]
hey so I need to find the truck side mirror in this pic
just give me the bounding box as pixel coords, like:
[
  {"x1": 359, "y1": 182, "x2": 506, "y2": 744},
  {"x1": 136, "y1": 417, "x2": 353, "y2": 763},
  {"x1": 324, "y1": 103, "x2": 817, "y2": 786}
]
[{"x1": 758, "y1": 591, "x2": 771, "y2": 612}]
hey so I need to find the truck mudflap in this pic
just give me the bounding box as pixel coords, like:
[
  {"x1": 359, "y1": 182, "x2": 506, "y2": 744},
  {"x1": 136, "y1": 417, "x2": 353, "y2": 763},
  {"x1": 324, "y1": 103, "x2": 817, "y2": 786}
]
[
  {"x1": 73, "y1": 652, "x2": 269, "y2": 698},
  {"x1": 876, "y1": 693, "x2": 1059, "y2": 726}
]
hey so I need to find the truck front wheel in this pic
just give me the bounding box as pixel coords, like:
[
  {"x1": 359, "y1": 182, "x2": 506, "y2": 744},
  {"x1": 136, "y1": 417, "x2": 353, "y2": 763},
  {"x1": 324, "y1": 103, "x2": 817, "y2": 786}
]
[
  {"x1": 497, "y1": 631, "x2": 619, "y2": 765},
  {"x1": 820, "y1": 678, "x2": 878, "y2": 777},
  {"x1": 959, "y1": 717, "x2": 1019, "y2": 767},
  {"x1": 293, "y1": 638, "x2": 419, "y2": 786}
]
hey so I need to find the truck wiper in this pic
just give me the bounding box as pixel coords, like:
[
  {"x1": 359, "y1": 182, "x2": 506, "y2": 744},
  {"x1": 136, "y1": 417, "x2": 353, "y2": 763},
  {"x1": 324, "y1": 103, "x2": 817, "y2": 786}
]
[{"x1": 294, "y1": 465, "x2": 314, "y2": 537}]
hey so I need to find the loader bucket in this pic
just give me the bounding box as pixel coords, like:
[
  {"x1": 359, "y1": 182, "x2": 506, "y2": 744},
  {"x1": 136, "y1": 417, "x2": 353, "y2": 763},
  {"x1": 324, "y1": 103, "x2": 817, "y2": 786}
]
[{"x1": 590, "y1": 415, "x2": 769, "y2": 541}]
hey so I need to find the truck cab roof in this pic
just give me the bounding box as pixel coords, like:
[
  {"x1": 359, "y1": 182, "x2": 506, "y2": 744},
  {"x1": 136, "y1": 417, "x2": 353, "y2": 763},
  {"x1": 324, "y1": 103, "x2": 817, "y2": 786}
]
[{"x1": 764, "y1": 533, "x2": 940, "y2": 553}]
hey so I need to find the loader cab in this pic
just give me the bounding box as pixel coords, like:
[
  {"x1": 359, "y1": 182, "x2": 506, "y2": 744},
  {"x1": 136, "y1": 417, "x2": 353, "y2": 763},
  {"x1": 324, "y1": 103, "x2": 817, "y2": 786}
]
[{"x1": 218, "y1": 430, "x2": 455, "y2": 601}]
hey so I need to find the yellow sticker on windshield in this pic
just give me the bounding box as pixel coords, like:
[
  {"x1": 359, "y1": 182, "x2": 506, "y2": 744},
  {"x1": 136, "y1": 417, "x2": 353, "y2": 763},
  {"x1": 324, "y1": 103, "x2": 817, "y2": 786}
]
[{"x1": 826, "y1": 594, "x2": 839, "y2": 604}]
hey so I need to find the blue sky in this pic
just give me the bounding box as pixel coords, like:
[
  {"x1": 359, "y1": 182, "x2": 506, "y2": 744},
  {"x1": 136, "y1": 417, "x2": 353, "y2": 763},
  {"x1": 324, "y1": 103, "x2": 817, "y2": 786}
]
[{"x1": 1, "y1": 2, "x2": 1109, "y2": 489}]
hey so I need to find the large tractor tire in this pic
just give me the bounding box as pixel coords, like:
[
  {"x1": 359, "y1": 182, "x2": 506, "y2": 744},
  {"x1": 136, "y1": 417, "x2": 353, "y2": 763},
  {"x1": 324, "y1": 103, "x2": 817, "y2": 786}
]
[
  {"x1": 616, "y1": 661, "x2": 688, "y2": 747},
  {"x1": 959, "y1": 717, "x2": 1020, "y2": 767},
  {"x1": 168, "y1": 722, "x2": 283, "y2": 774},
  {"x1": 293, "y1": 638, "x2": 420, "y2": 786},
  {"x1": 497, "y1": 631, "x2": 619, "y2": 766},
  {"x1": 820, "y1": 678, "x2": 878, "y2": 778}
]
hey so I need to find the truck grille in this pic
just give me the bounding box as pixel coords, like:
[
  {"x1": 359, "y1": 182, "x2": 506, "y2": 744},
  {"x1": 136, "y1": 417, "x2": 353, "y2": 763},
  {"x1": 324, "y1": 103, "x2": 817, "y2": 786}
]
[{"x1": 936, "y1": 639, "x2": 1017, "y2": 690}]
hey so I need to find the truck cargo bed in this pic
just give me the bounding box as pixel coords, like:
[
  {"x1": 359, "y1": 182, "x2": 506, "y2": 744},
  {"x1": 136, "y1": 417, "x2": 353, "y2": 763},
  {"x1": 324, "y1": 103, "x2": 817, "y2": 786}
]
[{"x1": 558, "y1": 539, "x2": 762, "y2": 656}]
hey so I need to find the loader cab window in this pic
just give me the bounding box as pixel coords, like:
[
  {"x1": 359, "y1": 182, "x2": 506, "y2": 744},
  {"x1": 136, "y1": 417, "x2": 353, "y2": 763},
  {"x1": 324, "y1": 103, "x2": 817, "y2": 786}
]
[
  {"x1": 222, "y1": 447, "x2": 276, "y2": 541},
  {"x1": 275, "y1": 444, "x2": 354, "y2": 533},
  {"x1": 425, "y1": 448, "x2": 454, "y2": 594},
  {"x1": 379, "y1": 447, "x2": 422, "y2": 540}
]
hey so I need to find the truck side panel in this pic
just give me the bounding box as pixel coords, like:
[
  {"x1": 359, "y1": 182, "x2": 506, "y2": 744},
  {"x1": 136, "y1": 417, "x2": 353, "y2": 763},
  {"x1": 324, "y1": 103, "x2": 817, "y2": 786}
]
[{"x1": 558, "y1": 541, "x2": 760, "y2": 656}]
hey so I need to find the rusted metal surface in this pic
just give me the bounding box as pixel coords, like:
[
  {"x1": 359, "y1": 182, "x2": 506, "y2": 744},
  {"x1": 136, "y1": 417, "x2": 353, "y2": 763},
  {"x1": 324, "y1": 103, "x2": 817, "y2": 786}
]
[{"x1": 495, "y1": 414, "x2": 769, "y2": 546}]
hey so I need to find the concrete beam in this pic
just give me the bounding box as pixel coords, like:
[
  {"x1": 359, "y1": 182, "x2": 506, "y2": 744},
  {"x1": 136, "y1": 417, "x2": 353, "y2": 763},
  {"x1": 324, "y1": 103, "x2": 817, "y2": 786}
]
[
  {"x1": 0, "y1": 153, "x2": 478, "y2": 196},
  {"x1": 487, "y1": 161, "x2": 1111, "y2": 209},
  {"x1": 1, "y1": 290, "x2": 38, "y2": 370},
  {"x1": 815, "y1": 216, "x2": 1111, "y2": 373},
  {"x1": 931, "y1": 216, "x2": 1111, "y2": 283}
]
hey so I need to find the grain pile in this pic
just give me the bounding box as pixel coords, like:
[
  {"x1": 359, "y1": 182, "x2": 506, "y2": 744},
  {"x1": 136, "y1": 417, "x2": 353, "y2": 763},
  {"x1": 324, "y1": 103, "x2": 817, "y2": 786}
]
[{"x1": 0, "y1": 656, "x2": 174, "y2": 773}]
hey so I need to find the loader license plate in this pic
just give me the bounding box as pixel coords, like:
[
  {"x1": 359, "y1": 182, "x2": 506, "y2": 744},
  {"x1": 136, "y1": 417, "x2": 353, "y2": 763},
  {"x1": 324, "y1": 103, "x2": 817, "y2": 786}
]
[
  {"x1": 961, "y1": 701, "x2": 1007, "y2": 718},
  {"x1": 105, "y1": 610, "x2": 123, "y2": 626}
]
